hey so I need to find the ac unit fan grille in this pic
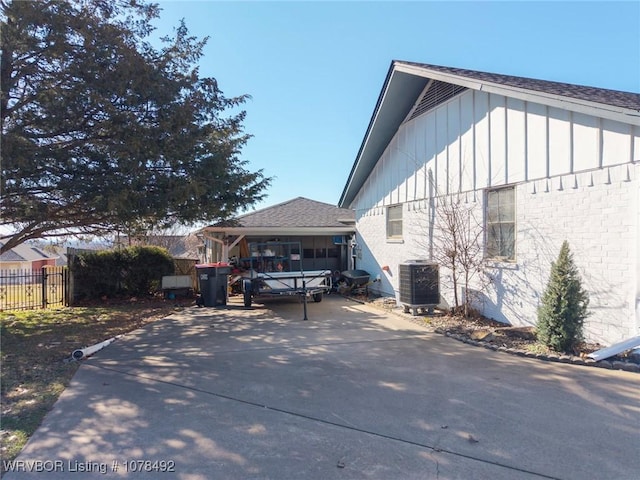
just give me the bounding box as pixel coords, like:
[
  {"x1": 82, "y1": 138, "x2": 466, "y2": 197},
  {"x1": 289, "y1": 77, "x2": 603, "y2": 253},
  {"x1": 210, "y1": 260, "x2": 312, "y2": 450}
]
[{"x1": 398, "y1": 263, "x2": 439, "y2": 305}]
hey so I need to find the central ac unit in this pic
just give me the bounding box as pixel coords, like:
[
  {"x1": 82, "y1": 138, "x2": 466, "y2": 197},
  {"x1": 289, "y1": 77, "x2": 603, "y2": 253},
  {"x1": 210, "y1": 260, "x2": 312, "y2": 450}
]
[{"x1": 398, "y1": 260, "x2": 439, "y2": 315}]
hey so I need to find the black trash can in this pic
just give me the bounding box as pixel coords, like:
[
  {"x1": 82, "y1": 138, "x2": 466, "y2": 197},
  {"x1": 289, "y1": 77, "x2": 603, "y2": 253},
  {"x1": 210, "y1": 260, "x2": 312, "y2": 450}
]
[{"x1": 196, "y1": 264, "x2": 231, "y2": 307}]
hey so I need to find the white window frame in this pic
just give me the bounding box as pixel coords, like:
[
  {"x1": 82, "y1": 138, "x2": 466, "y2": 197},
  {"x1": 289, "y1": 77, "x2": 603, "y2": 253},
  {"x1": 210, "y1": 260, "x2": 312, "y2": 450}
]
[
  {"x1": 485, "y1": 186, "x2": 516, "y2": 261},
  {"x1": 386, "y1": 204, "x2": 403, "y2": 240}
]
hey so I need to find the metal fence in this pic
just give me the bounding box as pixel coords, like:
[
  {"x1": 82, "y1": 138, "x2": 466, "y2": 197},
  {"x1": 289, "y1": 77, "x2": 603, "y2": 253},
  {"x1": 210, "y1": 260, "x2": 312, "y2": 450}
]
[{"x1": 0, "y1": 266, "x2": 69, "y2": 311}]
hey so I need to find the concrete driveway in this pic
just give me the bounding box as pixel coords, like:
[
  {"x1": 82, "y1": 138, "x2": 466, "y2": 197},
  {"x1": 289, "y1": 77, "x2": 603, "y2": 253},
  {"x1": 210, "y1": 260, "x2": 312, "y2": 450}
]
[{"x1": 4, "y1": 295, "x2": 639, "y2": 480}]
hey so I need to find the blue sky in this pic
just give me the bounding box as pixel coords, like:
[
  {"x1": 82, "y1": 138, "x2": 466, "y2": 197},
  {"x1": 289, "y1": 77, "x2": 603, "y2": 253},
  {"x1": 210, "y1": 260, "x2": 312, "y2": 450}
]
[{"x1": 152, "y1": 1, "x2": 640, "y2": 213}]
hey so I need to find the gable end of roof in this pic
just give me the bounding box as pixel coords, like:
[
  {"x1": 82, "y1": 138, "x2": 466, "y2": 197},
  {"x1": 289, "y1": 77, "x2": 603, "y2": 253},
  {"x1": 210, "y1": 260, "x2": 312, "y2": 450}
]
[{"x1": 339, "y1": 60, "x2": 640, "y2": 208}]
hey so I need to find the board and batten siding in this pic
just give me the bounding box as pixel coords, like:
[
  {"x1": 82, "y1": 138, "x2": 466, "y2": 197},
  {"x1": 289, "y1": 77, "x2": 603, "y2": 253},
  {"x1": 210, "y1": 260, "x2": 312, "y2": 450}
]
[
  {"x1": 353, "y1": 90, "x2": 639, "y2": 210},
  {"x1": 352, "y1": 89, "x2": 640, "y2": 345}
]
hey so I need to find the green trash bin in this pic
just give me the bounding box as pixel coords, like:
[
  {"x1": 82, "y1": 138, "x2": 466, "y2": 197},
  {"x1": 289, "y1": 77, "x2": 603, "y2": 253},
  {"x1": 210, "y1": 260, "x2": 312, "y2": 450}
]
[{"x1": 196, "y1": 264, "x2": 231, "y2": 307}]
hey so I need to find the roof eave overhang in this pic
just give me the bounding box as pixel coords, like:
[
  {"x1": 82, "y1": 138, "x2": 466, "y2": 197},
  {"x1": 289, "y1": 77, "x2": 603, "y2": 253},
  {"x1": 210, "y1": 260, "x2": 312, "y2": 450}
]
[
  {"x1": 339, "y1": 63, "x2": 429, "y2": 208},
  {"x1": 395, "y1": 62, "x2": 640, "y2": 126},
  {"x1": 339, "y1": 60, "x2": 640, "y2": 208}
]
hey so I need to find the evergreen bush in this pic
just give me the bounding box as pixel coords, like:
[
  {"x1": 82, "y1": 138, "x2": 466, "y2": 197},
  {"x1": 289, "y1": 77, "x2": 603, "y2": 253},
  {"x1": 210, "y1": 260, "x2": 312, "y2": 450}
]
[
  {"x1": 72, "y1": 246, "x2": 174, "y2": 299},
  {"x1": 536, "y1": 241, "x2": 589, "y2": 353},
  {"x1": 122, "y1": 246, "x2": 175, "y2": 295},
  {"x1": 73, "y1": 250, "x2": 126, "y2": 298}
]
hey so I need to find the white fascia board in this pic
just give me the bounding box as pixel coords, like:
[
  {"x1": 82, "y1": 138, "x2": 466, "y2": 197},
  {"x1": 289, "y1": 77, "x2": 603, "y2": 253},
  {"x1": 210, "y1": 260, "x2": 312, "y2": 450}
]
[
  {"x1": 394, "y1": 63, "x2": 640, "y2": 126},
  {"x1": 394, "y1": 63, "x2": 484, "y2": 90},
  {"x1": 478, "y1": 83, "x2": 640, "y2": 126},
  {"x1": 340, "y1": 70, "x2": 401, "y2": 208}
]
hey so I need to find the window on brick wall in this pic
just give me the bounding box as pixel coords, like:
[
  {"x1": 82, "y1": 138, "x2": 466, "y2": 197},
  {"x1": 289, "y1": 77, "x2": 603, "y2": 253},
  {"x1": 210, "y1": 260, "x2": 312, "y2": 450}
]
[
  {"x1": 486, "y1": 186, "x2": 515, "y2": 261},
  {"x1": 386, "y1": 204, "x2": 403, "y2": 240}
]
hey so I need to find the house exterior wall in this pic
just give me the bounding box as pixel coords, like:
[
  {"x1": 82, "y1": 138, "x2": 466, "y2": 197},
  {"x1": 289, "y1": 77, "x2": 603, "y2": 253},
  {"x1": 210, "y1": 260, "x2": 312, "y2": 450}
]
[
  {"x1": 352, "y1": 89, "x2": 640, "y2": 345},
  {"x1": 32, "y1": 259, "x2": 56, "y2": 270},
  {"x1": 0, "y1": 261, "x2": 30, "y2": 270},
  {"x1": 503, "y1": 165, "x2": 638, "y2": 343},
  {"x1": 0, "y1": 259, "x2": 56, "y2": 270}
]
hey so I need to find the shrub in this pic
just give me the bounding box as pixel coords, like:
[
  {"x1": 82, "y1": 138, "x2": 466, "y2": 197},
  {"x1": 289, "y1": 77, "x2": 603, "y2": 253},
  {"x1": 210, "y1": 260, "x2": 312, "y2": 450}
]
[
  {"x1": 121, "y1": 246, "x2": 174, "y2": 295},
  {"x1": 72, "y1": 250, "x2": 126, "y2": 298},
  {"x1": 536, "y1": 241, "x2": 589, "y2": 353},
  {"x1": 72, "y1": 246, "x2": 174, "y2": 299}
]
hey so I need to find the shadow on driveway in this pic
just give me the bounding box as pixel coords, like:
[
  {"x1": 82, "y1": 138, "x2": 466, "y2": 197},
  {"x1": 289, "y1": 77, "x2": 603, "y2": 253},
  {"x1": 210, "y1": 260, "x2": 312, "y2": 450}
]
[{"x1": 5, "y1": 295, "x2": 640, "y2": 480}]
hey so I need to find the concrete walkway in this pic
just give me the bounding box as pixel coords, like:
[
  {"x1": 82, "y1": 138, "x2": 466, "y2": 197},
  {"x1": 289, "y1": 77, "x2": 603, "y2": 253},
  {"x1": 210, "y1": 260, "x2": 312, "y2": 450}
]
[{"x1": 4, "y1": 296, "x2": 639, "y2": 479}]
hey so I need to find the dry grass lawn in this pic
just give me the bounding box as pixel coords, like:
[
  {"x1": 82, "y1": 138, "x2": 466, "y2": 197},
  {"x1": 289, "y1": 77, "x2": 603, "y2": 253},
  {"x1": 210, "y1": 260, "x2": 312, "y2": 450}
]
[{"x1": 0, "y1": 298, "x2": 180, "y2": 476}]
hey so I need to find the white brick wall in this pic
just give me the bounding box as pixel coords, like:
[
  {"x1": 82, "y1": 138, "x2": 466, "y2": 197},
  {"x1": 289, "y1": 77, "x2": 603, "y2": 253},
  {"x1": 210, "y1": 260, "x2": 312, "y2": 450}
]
[
  {"x1": 355, "y1": 204, "x2": 432, "y2": 298},
  {"x1": 484, "y1": 163, "x2": 639, "y2": 344},
  {"x1": 355, "y1": 163, "x2": 639, "y2": 345},
  {"x1": 350, "y1": 86, "x2": 640, "y2": 346}
]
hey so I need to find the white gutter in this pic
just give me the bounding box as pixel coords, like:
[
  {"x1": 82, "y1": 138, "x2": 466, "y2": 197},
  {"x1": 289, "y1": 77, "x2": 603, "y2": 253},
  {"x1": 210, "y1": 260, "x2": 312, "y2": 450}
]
[
  {"x1": 202, "y1": 226, "x2": 355, "y2": 236},
  {"x1": 587, "y1": 335, "x2": 640, "y2": 361}
]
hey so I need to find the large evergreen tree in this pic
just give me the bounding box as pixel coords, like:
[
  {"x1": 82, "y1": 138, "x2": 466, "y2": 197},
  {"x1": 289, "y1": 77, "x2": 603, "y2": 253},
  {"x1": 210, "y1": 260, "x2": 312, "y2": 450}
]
[
  {"x1": 0, "y1": 0, "x2": 270, "y2": 253},
  {"x1": 536, "y1": 240, "x2": 589, "y2": 353}
]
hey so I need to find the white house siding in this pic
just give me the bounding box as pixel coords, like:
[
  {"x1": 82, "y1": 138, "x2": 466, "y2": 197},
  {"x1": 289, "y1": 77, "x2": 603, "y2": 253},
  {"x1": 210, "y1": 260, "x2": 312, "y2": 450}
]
[{"x1": 352, "y1": 88, "x2": 640, "y2": 345}]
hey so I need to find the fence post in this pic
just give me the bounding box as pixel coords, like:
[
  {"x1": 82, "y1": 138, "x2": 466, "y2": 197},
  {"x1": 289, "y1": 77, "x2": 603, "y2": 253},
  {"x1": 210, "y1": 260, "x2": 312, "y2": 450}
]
[
  {"x1": 63, "y1": 267, "x2": 70, "y2": 307},
  {"x1": 67, "y1": 248, "x2": 76, "y2": 307},
  {"x1": 41, "y1": 266, "x2": 47, "y2": 308}
]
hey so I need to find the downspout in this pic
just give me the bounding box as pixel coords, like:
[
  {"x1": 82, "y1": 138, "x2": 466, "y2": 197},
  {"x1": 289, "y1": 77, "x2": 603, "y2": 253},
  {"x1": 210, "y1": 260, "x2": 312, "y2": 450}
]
[
  {"x1": 428, "y1": 168, "x2": 435, "y2": 260},
  {"x1": 635, "y1": 164, "x2": 640, "y2": 337},
  {"x1": 71, "y1": 336, "x2": 121, "y2": 361},
  {"x1": 200, "y1": 232, "x2": 227, "y2": 263},
  {"x1": 218, "y1": 235, "x2": 246, "y2": 263}
]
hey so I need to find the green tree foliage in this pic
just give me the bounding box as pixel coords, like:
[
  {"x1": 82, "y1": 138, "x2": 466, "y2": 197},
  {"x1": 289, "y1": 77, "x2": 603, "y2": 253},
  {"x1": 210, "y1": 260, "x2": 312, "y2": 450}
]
[
  {"x1": 121, "y1": 246, "x2": 175, "y2": 295},
  {"x1": 72, "y1": 246, "x2": 174, "y2": 298},
  {"x1": 536, "y1": 241, "x2": 589, "y2": 353},
  {"x1": 0, "y1": 0, "x2": 270, "y2": 254}
]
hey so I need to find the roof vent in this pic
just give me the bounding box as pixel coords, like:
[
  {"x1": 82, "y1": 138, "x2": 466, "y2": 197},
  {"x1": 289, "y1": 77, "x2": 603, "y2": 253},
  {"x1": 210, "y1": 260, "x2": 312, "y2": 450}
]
[{"x1": 408, "y1": 81, "x2": 467, "y2": 121}]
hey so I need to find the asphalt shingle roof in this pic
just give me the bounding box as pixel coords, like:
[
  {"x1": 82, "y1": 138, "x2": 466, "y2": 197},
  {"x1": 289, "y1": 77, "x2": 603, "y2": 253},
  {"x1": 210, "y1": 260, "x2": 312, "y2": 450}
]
[
  {"x1": 234, "y1": 197, "x2": 355, "y2": 228},
  {"x1": 398, "y1": 60, "x2": 640, "y2": 111},
  {"x1": 0, "y1": 242, "x2": 57, "y2": 262}
]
